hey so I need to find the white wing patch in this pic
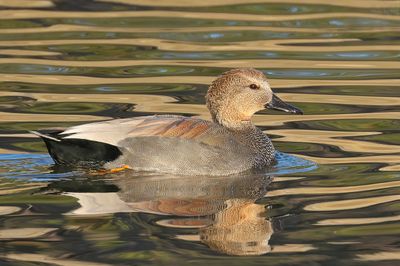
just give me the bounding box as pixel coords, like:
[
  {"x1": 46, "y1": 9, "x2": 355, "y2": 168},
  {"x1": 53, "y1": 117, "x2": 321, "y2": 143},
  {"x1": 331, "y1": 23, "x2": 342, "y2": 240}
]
[
  {"x1": 61, "y1": 117, "x2": 150, "y2": 146},
  {"x1": 60, "y1": 115, "x2": 188, "y2": 147}
]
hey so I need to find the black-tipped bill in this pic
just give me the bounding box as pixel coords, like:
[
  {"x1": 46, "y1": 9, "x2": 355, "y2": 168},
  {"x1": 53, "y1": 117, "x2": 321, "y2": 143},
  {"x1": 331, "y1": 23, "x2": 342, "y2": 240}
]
[{"x1": 265, "y1": 94, "x2": 303, "y2": 115}]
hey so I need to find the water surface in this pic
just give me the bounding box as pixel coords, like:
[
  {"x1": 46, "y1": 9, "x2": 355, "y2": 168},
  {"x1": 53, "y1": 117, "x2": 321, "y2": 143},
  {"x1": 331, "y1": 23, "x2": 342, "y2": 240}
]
[{"x1": 0, "y1": 0, "x2": 400, "y2": 265}]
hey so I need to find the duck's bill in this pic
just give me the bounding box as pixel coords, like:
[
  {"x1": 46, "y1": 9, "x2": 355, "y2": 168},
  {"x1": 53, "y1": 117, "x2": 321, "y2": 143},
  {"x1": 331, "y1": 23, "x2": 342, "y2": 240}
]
[{"x1": 265, "y1": 94, "x2": 303, "y2": 115}]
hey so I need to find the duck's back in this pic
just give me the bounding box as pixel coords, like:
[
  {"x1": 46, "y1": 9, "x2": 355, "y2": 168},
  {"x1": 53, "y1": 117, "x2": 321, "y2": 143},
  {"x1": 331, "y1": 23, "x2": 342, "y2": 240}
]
[{"x1": 51, "y1": 115, "x2": 261, "y2": 175}]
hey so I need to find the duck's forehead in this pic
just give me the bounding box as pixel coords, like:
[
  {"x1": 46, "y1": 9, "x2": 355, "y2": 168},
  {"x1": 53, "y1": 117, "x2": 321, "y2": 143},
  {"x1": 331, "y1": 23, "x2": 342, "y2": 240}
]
[{"x1": 242, "y1": 74, "x2": 270, "y2": 88}]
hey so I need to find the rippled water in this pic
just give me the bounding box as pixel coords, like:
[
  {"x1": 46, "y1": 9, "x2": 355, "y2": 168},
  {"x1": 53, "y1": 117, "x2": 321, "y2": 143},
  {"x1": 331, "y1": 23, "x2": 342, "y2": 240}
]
[{"x1": 0, "y1": 0, "x2": 399, "y2": 265}]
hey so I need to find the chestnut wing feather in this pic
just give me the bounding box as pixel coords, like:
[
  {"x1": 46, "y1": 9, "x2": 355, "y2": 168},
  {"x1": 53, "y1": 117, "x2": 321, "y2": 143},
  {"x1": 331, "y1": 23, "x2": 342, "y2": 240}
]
[{"x1": 61, "y1": 115, "x2": 228, "y2": 148}]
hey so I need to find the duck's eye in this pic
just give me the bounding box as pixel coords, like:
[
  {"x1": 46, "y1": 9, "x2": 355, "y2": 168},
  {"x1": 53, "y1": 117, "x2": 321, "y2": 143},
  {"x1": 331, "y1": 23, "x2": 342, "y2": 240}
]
[{"x1": 249, "y1": 84, "x2": 259, "y2": 90}]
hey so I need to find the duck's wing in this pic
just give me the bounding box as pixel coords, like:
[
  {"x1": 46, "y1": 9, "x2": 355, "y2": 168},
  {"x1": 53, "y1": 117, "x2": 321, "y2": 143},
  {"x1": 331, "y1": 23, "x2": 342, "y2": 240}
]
[{"x1": 60, "y1": 115, "x2": 227, "y2": 147}]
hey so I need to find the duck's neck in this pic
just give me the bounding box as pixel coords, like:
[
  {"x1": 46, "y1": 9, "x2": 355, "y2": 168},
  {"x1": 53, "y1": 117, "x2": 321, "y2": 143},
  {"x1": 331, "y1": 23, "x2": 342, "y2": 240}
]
[
  {"x1": 211, "y1": 105, "x2": 255, "y2": 130},
  {"x1": 217, "y1": 118, "x2": 254, "y2": 130}
]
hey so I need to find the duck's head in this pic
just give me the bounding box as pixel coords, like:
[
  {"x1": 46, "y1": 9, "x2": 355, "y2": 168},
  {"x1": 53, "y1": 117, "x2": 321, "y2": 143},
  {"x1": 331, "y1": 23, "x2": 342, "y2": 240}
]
[{"x1": 206, "y1": 68, "x2": 302, "y2": 128}]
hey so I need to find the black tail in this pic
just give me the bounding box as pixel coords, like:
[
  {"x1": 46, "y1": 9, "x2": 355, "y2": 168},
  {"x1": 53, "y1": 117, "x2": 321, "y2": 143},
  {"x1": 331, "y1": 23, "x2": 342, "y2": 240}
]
[{"x1": 31, "y1": 131, "x2": 122, "y2": 167}]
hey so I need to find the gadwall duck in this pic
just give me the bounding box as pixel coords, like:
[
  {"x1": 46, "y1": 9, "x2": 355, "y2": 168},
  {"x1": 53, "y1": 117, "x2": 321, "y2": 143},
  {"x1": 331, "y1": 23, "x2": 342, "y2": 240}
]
[{"x1": 32, "y1": 68, "x2": 302, "y2": 175}]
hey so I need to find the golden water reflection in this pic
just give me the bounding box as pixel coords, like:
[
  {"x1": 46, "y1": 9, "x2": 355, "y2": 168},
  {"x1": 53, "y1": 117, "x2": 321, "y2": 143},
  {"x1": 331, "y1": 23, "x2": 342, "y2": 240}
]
[
  {"x1": 1, "y1": 10, "x2": 399, "y2": 22},
  {"x1": 104, "y1": 0, "x2": 399, "y2": 8}
]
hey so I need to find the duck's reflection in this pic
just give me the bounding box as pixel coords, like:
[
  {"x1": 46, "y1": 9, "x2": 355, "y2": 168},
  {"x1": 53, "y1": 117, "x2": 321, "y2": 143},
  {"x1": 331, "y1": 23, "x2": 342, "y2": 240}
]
[
  {"x1": 45, "y1": 172, "x2": 274, "y2": 256},
  {"x1": 200, "y1": 198, "x2": 273, "y2": 256}
]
